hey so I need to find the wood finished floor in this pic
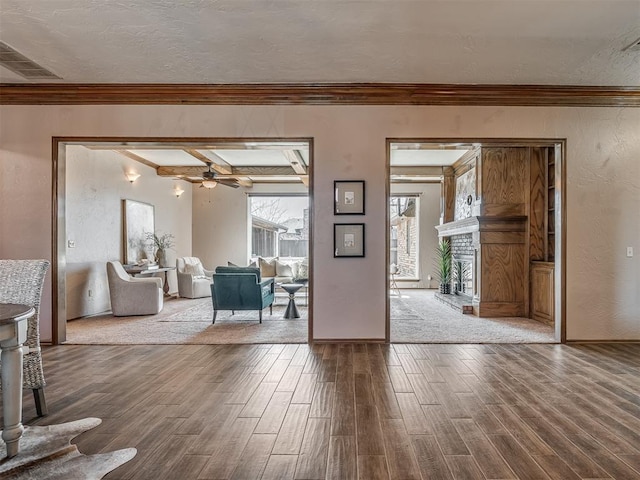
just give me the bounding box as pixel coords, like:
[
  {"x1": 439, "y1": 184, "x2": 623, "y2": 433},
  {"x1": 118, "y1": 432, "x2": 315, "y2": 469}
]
[{"x1": 17, "y1": 343, "x2": 640, "y2": 479}]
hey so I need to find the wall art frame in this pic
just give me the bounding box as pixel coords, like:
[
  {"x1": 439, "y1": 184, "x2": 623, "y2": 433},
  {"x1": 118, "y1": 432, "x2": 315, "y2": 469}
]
[
  {"x1": 334, "y1": 180, "x2": 365, "y2": 215},
  {"x1": 334, "y1": 223, "x2": 365, "y2": 257},
  {"x1": 123, "y1": 199, "x2": 155, "y2": 265}
]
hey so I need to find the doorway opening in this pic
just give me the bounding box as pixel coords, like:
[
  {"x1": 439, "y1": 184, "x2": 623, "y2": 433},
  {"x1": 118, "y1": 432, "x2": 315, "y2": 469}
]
[
  {"x1": 52, "y1": 138, "x2": 313, "y2": 345},
  {"x1": 387, "y1": 139, "x2": 564, "y2": 343}
]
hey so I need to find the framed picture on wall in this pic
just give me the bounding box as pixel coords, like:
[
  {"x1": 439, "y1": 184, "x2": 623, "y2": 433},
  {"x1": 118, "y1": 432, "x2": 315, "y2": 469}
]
[
  {"x1": 123, "y1": 199, "x2": 155, "y2": 264},
  {"x1": 334, "y1": 223, "x2": 365, "y2": 257},
  {"x1": 334, "y1": 180, "x2": 365, "y2": 215}
]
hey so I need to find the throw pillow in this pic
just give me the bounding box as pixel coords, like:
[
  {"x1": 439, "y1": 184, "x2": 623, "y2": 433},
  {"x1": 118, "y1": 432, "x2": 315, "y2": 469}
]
[
  {"x1": 296, "y1": 262, "x2": 309, "y2": 280},
  {"x1": 227, "y1": 261, "x2": 238, "y2": 267},
  {"x1": 184, "y1": 262, "x2": 205, "y2": 277},
  {"x1": 258, "y1": 257, "x2": 277, "y2": 278},
  {"x1": 248, "y1": 261, "x2": 258, "y2": 268},
  {"x1": 275, "y1": 259, "x2": 294, "y2": 277}
]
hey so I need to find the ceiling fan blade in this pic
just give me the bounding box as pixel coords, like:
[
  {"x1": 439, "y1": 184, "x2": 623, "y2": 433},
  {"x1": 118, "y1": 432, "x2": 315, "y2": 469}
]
[{"x1": 217, "y1": 179, "x2": 240, "y2": 188}]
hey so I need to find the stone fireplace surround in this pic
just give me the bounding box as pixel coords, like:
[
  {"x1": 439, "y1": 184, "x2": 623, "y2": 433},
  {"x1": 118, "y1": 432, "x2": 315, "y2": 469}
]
[{"x1": 451, "y1": 233, "x2": 474, "y2": 297}]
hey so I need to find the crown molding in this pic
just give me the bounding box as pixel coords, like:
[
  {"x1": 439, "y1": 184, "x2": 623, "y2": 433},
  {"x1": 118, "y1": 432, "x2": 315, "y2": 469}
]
[{"x1": 1, "y1": 83, "x2": 639, "y2": 107}]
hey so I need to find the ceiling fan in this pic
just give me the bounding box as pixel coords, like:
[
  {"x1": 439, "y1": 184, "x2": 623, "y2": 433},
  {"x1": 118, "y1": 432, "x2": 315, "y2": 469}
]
[{"x1": 200, "y1": 163, "x2": 239, "y2": 189}]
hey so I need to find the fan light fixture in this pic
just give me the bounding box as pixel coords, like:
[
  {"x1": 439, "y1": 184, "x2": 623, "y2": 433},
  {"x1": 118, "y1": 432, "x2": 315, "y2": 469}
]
[
  {"x1": 173, "y1": 185, "x2": 185, "y2": 197},
  {"x1": 202, "y1": 180, "x2": 218, "y2": 189},
  {"x1": 125, "y1": 172, "x2": 140, "y2": 183}
]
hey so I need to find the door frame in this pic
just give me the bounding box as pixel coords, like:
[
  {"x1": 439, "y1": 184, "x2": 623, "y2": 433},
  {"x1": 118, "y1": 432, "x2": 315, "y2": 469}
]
[
  {"x1": 51, "y1": 136, "x2": 314, "y2": 344},
  {"x1": 385, "y1": 138, "x2": 566, "y2": 343}
]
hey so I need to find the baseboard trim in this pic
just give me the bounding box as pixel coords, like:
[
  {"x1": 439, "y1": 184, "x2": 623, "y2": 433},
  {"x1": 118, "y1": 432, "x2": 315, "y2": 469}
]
[
  {"x1": 312, "y1": 338, "x2": 386, "y2": 344},
  {"x1": 566, "y1": 339, "x2": 640, "y2": 344}
]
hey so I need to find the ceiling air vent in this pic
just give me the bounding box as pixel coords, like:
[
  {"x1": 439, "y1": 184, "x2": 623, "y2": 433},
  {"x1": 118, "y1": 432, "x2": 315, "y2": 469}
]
[
  {"x1": 623, "y1": 37, "x2": 640, "y2": 52},
  {"x1": 0, "y1": 41, "x2": 61, "y2": 79}
]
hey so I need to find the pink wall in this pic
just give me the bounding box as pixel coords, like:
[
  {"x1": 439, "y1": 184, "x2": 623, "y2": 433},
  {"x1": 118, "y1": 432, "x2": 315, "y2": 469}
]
[{"x1": 1, "y1": 104, "x2": 639, "y2": 341}]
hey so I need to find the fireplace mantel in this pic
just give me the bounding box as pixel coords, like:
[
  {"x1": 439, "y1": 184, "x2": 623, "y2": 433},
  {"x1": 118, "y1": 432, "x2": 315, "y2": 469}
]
[
  {"x1": 435, "y1": 215, "x2": 528, "y2": 318},
  {"x1": 435, "y1": 216, "x2": 527, "y2": 238}
]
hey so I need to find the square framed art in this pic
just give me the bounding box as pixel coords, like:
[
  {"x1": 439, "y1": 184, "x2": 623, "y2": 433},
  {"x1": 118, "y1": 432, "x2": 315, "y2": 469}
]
[
  {"x1": 334, "y1": 223, "x2": 365, "y2": 257},
  {"x1": 334, "y1": 180, "x2": 365, "y2": 215}
]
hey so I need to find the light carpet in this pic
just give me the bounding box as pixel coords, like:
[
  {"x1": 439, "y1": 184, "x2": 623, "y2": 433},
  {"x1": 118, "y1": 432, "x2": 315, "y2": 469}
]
[
  {"x1": 66, "y1": 297, "x2": 308, "y2": 344},
  {"x1": 391, "y1": 289, "x2": 555, "y2": 343},
  {"x1": 0, "y1": 418, "x2": 136, "y2": 479},
  {"x1": 66, "y1": 291, "x2": 553, "y2": 345}
]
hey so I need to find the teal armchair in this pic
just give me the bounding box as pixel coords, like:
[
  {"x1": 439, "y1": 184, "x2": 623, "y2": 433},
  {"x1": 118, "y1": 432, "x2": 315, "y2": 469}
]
[{"x1": 211, "y1": 266, "x2": 275, "y2": 323}]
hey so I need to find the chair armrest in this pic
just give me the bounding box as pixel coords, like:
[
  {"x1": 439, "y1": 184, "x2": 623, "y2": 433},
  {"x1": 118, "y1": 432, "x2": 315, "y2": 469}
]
[
  {"x1": 259, "y1": 277, "x2": 274, "y2": 292},
  {"x1": 203, "y1": 268, "x2": 214, "y2": 279},
  {"x1": 130, "y1": 276, "x2": 163, "y2": 288}
]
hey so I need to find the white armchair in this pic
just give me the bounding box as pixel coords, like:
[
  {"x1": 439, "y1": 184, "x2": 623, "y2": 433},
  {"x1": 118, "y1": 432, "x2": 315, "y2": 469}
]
[
  {"x1": 176, "y1": 257, "x2": 213, "y2": 299},
  {"x1": 106, "y1": 261, "x2": 163, "y2": 316}
]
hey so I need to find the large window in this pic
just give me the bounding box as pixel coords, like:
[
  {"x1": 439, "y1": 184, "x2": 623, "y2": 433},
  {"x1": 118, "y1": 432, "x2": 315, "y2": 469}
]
[
  {"x1": 250, "y1": 195, "x2": 309, "y2": 259},
  {"x1": 390, "y1": 195, "x2": 419, "y2": 278}
]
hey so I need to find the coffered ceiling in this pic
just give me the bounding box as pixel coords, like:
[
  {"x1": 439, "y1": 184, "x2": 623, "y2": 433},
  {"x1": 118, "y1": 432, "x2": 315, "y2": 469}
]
[
  {"x1": 83, "y1": 141, "x2": 311, "y2": 187},
  {"x1": 1, "y1": 0, "x2": 639, "y2": 86}
]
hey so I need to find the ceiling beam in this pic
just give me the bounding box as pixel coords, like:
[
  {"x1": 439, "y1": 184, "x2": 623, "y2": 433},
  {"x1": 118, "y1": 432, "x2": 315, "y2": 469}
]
[
  {"x1": 113, "y1": 150, "x2": 158, "y2": 169},
  {"x1": 390, "y1": 166, "x2": 445, "y2": 176},
  {"x1": 156, "y1": 165, "x2": 296, "y2": 177},
  {"x1": 283, "y1": 150, "x2": 307, "y2": 174},
  {"x1": 236, "y1": 177, "x2": 254, "y2": 187},
  {"x1": 182, "y1": 149, "x2": 233, "y2": 175},
  {"x1": 2, "y1": 83, "x2": 638, "y2": 107}
]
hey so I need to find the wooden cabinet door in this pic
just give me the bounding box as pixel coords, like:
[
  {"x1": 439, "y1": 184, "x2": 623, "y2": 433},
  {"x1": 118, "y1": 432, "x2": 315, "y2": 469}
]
[{"x1": 530, "y1": 262, "x2": 554, "y2": 325}]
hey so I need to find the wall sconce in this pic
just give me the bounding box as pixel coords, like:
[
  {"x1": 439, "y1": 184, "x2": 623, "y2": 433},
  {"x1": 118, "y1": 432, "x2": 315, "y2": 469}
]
[
  {"x1": 202, "y1": 180, "x2": 218, "y2": 189},
  {"x1": 125, "y1": 172, "x2": 140, "y2": 183},
  {"x1": 173, "y1": 185, "x2": 185, "y2": 198}
]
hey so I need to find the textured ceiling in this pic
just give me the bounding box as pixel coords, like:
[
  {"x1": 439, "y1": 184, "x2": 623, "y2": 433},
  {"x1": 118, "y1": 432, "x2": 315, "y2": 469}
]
[{"x1": 1, "y1": 0, "x2": 639, "y2": 86}]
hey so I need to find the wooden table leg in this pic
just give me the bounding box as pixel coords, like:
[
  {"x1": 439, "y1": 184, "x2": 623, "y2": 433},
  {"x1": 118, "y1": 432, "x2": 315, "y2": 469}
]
[{"x1": 1, "y1": 343, "x2": 25, "y2": 458}]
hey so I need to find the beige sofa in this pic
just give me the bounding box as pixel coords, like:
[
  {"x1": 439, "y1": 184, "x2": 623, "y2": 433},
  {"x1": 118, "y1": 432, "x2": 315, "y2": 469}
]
[{"x1": 256, "y1": 256, "x2": 308, "y2": 285}]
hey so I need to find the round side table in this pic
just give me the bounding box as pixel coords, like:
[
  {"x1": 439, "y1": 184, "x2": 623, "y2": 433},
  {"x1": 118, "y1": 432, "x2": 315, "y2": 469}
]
[{"x1": 281, "y1": 283, "x2": 304, "y2": 319}]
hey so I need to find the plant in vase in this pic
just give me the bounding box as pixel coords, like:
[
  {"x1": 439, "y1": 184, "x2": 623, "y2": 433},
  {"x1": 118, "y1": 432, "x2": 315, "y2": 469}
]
[
  {"x1": 145, "y1": 232, "x2": 175, "y2": 267},
  {"x1": 434, "y1": 239, "x2": 452, "y2": 294}
]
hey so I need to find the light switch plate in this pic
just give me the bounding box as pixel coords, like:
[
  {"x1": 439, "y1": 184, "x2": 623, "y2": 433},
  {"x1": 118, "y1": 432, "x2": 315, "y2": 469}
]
[
  {"x1": 627, "y1": 247, "x2": 634, "y2": 257},
  {"x1": 68, "y1": 240, "x2": 75, "y2": 248}
]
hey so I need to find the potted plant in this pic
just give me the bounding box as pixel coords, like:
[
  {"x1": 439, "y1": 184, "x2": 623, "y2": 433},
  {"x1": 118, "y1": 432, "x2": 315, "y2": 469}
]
[
  {"x1": 434, "y1": 239, "x2": 452, "y2": 294},
  {"x1": 146, "y1": 232, "x2": 175, "y2": 267}
]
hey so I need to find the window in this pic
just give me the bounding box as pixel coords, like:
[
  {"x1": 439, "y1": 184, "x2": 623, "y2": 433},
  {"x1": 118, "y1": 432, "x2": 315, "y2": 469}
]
[
  {"x1": 249, "y1": 195, "x2": 309, "y2": 260},
  {"x1": 389, "y1": 196, "x2": 419, "y2": 278}
]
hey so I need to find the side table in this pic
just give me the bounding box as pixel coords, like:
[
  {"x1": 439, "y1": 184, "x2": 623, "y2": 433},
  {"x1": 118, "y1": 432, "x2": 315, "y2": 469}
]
[
  {"x1": 281, "y1": 283, "x2": 304, "y2": 319},
  {"x1": 0, "y1": 303, "x2": 34, "y2": 458}
]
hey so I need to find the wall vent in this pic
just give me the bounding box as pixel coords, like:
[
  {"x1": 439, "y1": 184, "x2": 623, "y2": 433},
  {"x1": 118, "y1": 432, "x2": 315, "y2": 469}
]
[
  {"x1": 0, "y1": 41, "x2": 61, "y2": 79},
  {"x1": 623, "y1": 37, "x2": 640, "y2": 52}
]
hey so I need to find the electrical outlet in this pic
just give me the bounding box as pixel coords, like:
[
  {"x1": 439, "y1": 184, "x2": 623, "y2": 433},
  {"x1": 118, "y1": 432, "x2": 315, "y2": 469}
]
[
  {"x1": 627, "y1": 247, "x2": 634, "y2": 257},
  {"x1": 67, "y1": 239, "x2": 75, "y2": 248}
]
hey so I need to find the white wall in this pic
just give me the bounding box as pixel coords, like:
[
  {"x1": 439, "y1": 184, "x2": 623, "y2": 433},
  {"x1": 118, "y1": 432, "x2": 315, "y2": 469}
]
[
  {"x1": 1, "y1": 104, "x2": 638, "y2": 341},
  {"x1": 390, "y1": 183, "x2": 441, "y2": 289},
  {"x1": 192, "y1": 183, "x2": 308, "y2": 271},
  {"x1": 65, "y1": 146, "x2": 192, "y2": 319}
]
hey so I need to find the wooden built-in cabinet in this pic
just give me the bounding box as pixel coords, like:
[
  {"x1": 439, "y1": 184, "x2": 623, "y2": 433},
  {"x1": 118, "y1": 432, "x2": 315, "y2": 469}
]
[
  {"x1": 437, "y1": 145, "x2": 556, "y2": 322},
  {"x1": 530, "y1": 261, "x2": 554, "y2": 325},
  {"x1": 528, "y1": 147, "x2": 556, "y2": 324}
]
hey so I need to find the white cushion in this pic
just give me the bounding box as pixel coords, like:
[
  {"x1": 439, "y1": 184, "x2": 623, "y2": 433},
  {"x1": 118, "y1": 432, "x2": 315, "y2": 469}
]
[
  {"x1": 184, "y1": 262, "x2": 205, "y2": 277},
  {"x1": 275, "y1": 259, "x2": 295, "y2": 277}
]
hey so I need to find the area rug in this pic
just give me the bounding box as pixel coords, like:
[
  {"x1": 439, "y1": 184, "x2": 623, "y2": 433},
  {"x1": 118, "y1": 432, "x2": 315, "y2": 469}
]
[
  {"x1": 65, "y1": 297, "x2": 308, "y2": 345},
  {"x1": 391, "y1": 290, "x2": 555, "y2": 343},
  {"x1": 0, "y1": 418, "x2": 136, "y2": 479}
]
